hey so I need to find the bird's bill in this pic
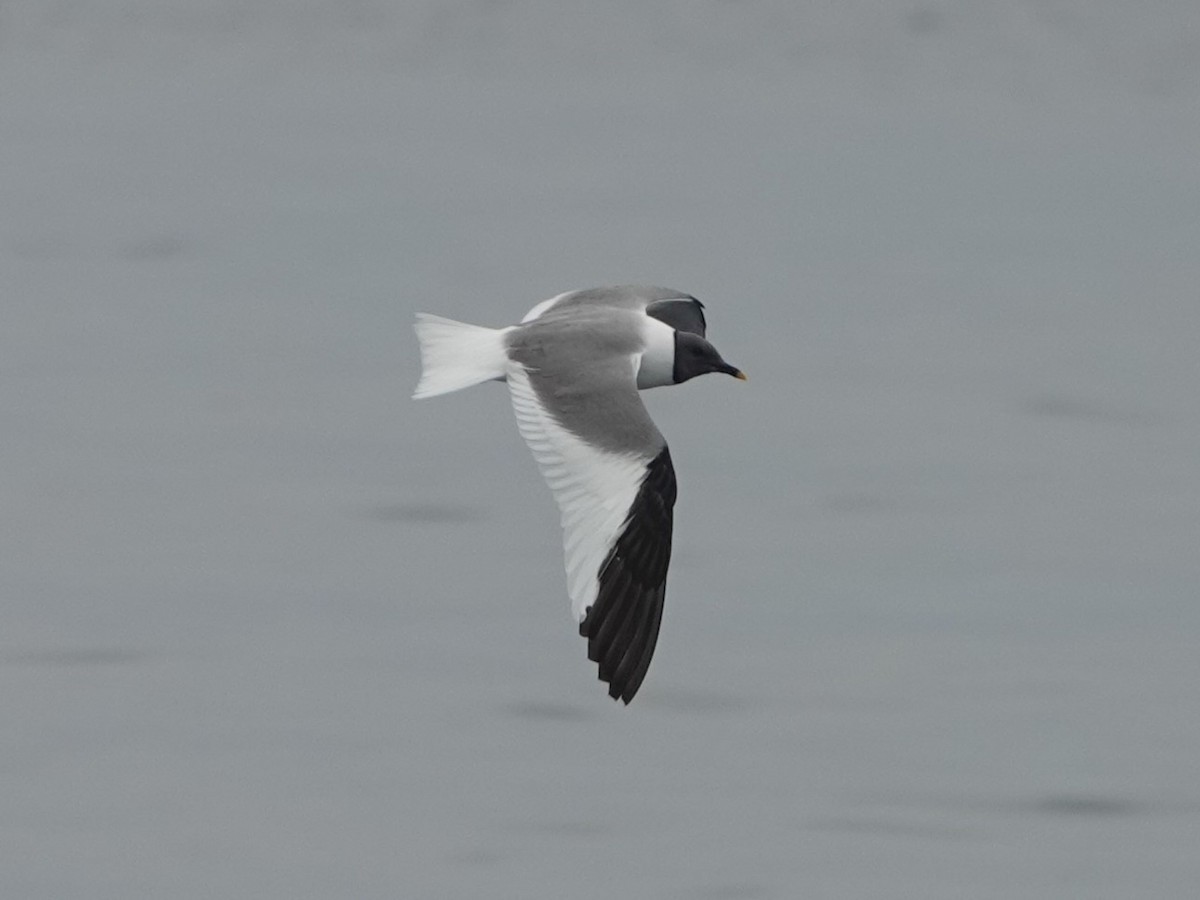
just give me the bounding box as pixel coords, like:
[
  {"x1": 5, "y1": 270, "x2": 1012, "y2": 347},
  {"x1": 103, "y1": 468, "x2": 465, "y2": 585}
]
[{"x1": 719, "y1": 362, "x2": 748, "y2": 380}]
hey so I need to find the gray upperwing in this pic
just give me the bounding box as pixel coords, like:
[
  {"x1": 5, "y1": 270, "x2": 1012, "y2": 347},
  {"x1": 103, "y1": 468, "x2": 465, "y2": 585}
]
[
  {"x1": 544, "y1": 285, "x2": 705, "y2": 336},
  {"x1": 505, "y1": 306, "x2": 665, "y2": 458}
]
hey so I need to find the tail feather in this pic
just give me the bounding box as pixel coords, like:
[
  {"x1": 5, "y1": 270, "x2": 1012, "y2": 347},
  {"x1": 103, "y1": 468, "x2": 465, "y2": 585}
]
[{"x1": 412, "y1": 314, "x2": 509, "y2": 399}]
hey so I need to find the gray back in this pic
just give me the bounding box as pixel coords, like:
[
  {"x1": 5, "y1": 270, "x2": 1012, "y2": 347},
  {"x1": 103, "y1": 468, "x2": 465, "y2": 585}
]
[{"x1": 548, "y1": 285, "x2": 707, "y2": 338}]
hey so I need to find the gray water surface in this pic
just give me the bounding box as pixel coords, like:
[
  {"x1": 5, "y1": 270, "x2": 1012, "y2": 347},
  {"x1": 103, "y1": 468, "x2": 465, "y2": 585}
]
[{"x1": 3, "y1": 3, "x2": 1199, "y2": 898}]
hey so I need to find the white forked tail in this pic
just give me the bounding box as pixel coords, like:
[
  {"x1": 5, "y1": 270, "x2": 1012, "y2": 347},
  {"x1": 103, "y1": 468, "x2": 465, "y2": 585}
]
[{"x1": 412, "y1": 314, "x2": 510, "y2": 399}]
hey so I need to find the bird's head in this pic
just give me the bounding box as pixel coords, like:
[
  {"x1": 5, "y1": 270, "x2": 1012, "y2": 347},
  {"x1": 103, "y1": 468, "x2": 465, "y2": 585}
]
[{"x1": 673, "y1": 332, "x2": 747, "y2": 384}]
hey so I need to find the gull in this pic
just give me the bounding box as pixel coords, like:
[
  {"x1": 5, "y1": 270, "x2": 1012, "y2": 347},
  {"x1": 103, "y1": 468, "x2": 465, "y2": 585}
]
[{"x1": 413, "y1": 286, "x2": 745, "y2": 702}]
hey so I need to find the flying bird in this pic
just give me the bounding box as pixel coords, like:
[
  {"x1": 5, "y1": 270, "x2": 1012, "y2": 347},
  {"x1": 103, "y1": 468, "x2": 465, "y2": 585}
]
[{"x1": 412, "y1": 286, "x2": 745, "y2": 703}]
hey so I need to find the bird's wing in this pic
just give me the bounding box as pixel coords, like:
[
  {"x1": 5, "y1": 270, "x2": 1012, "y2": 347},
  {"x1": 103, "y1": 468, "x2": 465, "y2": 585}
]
[
  {"x1": 645, "y1": 297, "x2": 707, "y2": 338},
  {"x1": 507, "y1": 359, "x2": 676, "y2": 703},
  {"x1": 520, "y1": 291, "x2": 574, "y2": 323},
  {"x1": 523, "y1": 287, "x2": 707, "y2": 338}
]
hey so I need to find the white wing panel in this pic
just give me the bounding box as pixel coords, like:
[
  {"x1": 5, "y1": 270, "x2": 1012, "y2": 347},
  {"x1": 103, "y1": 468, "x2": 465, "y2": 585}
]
[{"x1": 507, "y1": 364, "x2": 647, "y2": 620}]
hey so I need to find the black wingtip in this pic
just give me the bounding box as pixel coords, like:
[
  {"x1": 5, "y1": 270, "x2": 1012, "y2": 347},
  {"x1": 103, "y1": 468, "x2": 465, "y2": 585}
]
[{"x1": 577, "y1": 447, "x2": 676, "y2": 705}]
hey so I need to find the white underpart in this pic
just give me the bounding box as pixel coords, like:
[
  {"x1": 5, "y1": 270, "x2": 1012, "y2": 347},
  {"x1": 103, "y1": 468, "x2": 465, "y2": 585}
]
[
  {"x1": 507, "y1": 363, "x2": 647, "y2": 621},
  {"x1": 412, "y1": 314, "x2": 511, "y2": 399},
  {"x1": 636, "y1": 315, "x2": 678, "y2": 389},
  {"x1": 520, "y1": 291, "x2": 574, "y2": 323}
]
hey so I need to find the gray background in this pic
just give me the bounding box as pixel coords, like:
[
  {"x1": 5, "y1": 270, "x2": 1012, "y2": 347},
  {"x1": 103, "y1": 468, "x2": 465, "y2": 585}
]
[{"x1": 3, "y1": 2, "x2": 1199, "y2": 897}]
